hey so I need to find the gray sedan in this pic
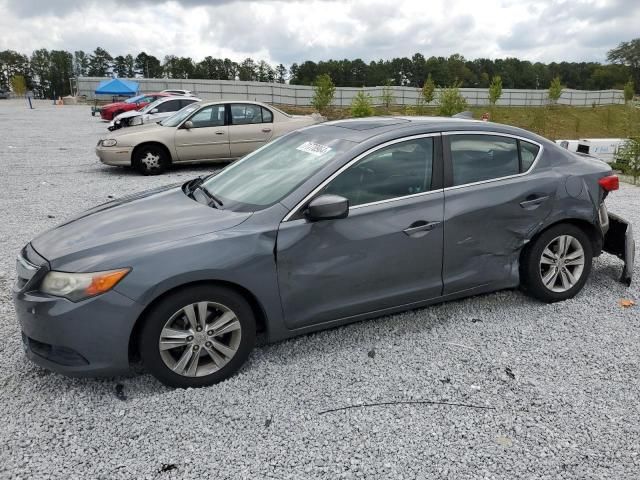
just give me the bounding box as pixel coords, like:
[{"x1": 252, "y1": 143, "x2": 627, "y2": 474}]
[{"x1": 13, "y1": 117, "x2": 634, "y2": 388}]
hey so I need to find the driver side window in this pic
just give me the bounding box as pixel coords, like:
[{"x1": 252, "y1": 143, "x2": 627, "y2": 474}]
[
  {"x1": 188, "y1": 105, "x2": 225, "y2": 128},
  {"x1": 322, "y1": 137, "x2": 434, "y2": 207}
]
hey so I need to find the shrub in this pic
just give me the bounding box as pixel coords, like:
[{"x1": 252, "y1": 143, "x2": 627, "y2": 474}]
[
  {"x1": 437, "y1": 83, "x2": 467, "y2": 116},
  {"x1": 624, "y1": 77, "x2": 635, "y2": 104},
  {"x1": 380, "y1": 81, "x2": 394, "y2": 111},
  {"x1": 548, "y1": 76, "x2": 563, "y2": 105},
  {"x1": 10, "y1": 75, "x2": 27, "y2": 96},
  {"x1": 421, "y1": 73, "x2": 436, "y2": 105},
  {"x1": 350, "y1": 90, "x2": 374, "y2": 117},
  {"x1": 311, "y1": 74, "x2": 335, "y2": 114},
  {"x1": 613, "y1": 136, "x2": 640, "y2": 184},
  {"x1": 489, "y1": 75, "x2": 502, "y2": 107}
]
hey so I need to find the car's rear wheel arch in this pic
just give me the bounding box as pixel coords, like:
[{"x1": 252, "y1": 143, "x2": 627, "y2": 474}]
[
  {"x1": 523, "y1": 218, "x2": 602, "y2": 261},
  {"x1": 128, "y1": 280, "x2": 267, "y2": 364}
]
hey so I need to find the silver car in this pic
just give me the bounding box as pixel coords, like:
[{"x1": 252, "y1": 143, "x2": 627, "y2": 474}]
[
  {"x1": 15, "y1": 117, "x2": 634, "y2": 388},
  {"x1": 96, "y1": 100, "x2": 324, "y2": 174}
]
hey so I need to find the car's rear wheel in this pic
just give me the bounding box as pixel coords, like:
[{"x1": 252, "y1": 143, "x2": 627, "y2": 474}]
[
  {"x1": 133, "y1": 144, "x2": 169, "y2": 175},
  {"x1": 521, "y1": 224, "x2": 593, "y2": 302},
  {"x1": 140, "y1": 286, "x2": 256, "y2": 388}
]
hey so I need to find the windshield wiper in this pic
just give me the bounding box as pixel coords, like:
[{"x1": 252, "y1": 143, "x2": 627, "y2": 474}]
[
  {"x1": 186, "y1": 177, "x2": 224, "y2": 208},
  {"x1": 197, "y1": 184, "x2": 224, "y2": 208}
]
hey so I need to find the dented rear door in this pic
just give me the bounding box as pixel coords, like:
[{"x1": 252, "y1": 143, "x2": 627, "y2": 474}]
[{"x1": 441, "y1": 132, "x2": 560, "y2": 295}]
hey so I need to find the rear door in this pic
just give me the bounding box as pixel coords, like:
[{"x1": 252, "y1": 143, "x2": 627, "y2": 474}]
[
  {"x1": 442, "y1": 132, "x2": 559, "y2": 294},
  {"x1": 228, "y1": 104, "x2": 274, "y2": 158},
  {"x1": 174, "y1": 104, "x2": 230, "y2": 161}
]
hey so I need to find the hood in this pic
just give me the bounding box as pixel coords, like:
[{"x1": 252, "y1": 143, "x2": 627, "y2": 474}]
[
  {"x1": 115, "y1": 109, "x2": 142, "y2": 121},
  {"x1": 31, "y1": 184, "x2": 252, "y2": 271},
  {"x1": 103, "y1": 121, "x2": 165, "y2": 140}
]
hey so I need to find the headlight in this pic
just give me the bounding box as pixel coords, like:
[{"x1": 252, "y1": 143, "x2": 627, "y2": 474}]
[
  {"x1": 102, "y1": 139, "x2": 117, "y2": 147},
  {"x1": 40, "y1": 268, "x2": 130, "y2": 302}
]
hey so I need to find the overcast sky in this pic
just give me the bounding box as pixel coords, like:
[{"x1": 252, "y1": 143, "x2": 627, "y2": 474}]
[{"x1": 0, "y1": 0, "x2": 637, "y2": 65}]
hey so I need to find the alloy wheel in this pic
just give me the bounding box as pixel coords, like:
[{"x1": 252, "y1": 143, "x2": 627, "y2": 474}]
[
  {"x1": 158, "y1": 301, "x2": 242, "y2": 377},
  {"x1": 141, "y1": 151, "x2": 161, "y2": 169},
  {"x1": 539, "y1": 234, "x2": 585, "y2": 293}
]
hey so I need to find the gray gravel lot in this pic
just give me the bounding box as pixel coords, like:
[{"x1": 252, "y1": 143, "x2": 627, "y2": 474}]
[{"x1": 0, "y1": 99, "x2": 639, "y2": 479}]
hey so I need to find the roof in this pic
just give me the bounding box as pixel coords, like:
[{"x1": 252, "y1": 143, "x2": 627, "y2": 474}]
[
  {"x1": 95, "y1": 78, "x2": 139, "y2": 96},
  {"x1": 315, "y1": 116, "x2": 552, "y2": 146}
]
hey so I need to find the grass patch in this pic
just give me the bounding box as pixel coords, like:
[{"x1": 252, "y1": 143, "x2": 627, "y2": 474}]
[{"x1": 280, "y1": 104, "x2": 640, "y2": 141}]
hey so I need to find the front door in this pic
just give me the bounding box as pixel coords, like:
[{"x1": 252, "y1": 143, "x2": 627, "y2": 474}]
[
  {"x1": 442, "y1": 132, "x2": 559, "y2": 294},
  {"x1": 228, "y1": 103, "x2": 274, "y2": 158},
  {"x1": 277, "y1": 135, "x2": 444, "y2": 330},
  {"x1": 174, "y1": 104, "x2": 230, "y2": 161}
]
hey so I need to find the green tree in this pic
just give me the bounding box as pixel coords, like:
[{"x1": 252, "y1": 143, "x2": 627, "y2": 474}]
[
  {"x1": 88, "y1": 47, "x2": 112, "y2": 77},
  {"x1": 624, "y1": 77, "x2": 635, "y2": 103},
  {"x1": 351, "y1": 90, "x2": 374, "y2": 117},
  {"x1": 607, "y1": 38, "x2": 640, "y2": 92},
  {"x1": 275, "y1": 63, "x2": 287, "y2": 83},
  {"x1": 380, "y1": 80, "x2": 394, "y2": 111},
  {"x1": 489, "y1": 74, "x2": 503, "y2": 107},
  {"x1": 135, "y1": 52, "x2": 163, "y2": 78},
  {"x1": 548, "y1": 76, "x2": 563, "y2": 105},
  {"x1": 421, "y1": 73, "x2": 435, "y2": 104},
  {"x1": 73, "y1": 50, "x2": 89, "y2": 77},
  {"x1": 238, "y1": 58, "x2": 257, "y2": 81},
  {"x1": 437, "y1": 83, "x2": 468, "y2": 116},
  {"x1": 614, "y1": 136, "x2": 640, "y2": 184},
  {"x1": 10, "y1": 75, "x2": 27, "y2": 95},
  {"x1": 311, "y1": 73, "x2": 336, "y2": 113}
]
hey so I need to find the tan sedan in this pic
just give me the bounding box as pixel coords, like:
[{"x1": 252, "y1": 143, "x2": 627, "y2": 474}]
[{"x1": 96, "y1": 101, "x2": 324, "y2": 174}]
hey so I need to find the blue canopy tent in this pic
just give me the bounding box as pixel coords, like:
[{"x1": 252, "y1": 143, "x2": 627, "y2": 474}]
[
  {"x1": 91, "y1": 78, "x2": 140, "y2": 116},
  {"x1": 95, "y1": 78, "x2": 139, "y2": 96}
]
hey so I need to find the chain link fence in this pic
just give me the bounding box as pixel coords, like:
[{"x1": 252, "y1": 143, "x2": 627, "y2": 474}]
[{"x1": 77, "y1": 77, "x2": 625, "y2": 107}]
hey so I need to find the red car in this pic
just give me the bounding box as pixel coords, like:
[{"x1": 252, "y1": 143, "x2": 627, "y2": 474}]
[{"x1": 99, "y1": 93, "x2": 170, "y2": 121}]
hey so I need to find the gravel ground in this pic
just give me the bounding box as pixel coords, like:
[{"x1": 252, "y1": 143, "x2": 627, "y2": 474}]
[{"x1": 0, "y1": 99, "x2": 639, "y2": 479}]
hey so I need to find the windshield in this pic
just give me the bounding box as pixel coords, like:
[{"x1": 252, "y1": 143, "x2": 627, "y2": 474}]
[
  {"x1": 201, "y1": 131, "x2": 354, "y2": 211},
  {"x1": 124, "y1": 95, "x2": 145, "y2": 104},
  {"x1": 160, "y1": 103, "x2": 201, "y2": 127}
]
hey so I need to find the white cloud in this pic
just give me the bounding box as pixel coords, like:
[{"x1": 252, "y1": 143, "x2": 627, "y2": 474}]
[{"x1": 0, "y1": 0, "x2": 637, "y2": 64}]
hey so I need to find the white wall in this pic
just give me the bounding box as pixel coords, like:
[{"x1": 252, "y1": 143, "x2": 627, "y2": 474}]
[{"x1": 77, "y1": 77, "x2": 625, "y2": 107}]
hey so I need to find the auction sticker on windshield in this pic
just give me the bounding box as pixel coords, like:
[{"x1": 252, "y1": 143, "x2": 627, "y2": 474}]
[{"x1": 296, "y1": 141, "x2": 332, "y2": 156}]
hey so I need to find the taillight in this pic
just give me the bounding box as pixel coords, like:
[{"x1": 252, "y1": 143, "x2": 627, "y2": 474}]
[{"x1": 598, "y1": 175, "x2": 619, "y2": 192}]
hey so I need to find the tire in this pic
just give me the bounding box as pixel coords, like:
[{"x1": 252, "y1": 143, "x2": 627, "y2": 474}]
[
  {"x1": 520, "y1": 223, "x2": 593, "y2": 303},
  {"x1": 139, "y1": 285, "x2": 256, "y2": 388},
  {"x1": 133, "y1": 144, "x2": 169, "y2": 175}
]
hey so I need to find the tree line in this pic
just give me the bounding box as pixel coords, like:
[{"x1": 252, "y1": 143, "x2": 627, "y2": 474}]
[{"x1": 0, "y1": 39, "x2": 638, "y2": 98}]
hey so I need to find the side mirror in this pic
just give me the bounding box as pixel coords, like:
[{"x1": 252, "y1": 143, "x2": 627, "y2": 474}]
[
  {"x1": 306, "y1": 194, "x2": 349, "y2": 221},
  {"x1": 150, "y1": 108, "x2": 159, "y2": 114},
  {"x1": 183, "y1": 120, "x2": 194, "y2": 130}
]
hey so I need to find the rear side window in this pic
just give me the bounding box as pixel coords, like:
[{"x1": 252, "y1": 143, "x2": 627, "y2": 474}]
[
  {"x1": 520, "y1": 140, "x2": 540, "y2": 171},
  {"x1": 230, "y1": 104, "x2": 270, "y2": 125},
  {"x1": 449, "y1": 134, "x2": 539, "y2": 186}
]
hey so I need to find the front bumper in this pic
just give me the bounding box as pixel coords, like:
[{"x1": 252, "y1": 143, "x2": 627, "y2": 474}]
[
  {"x1": 96, "y1": 145, "x2": 133, "y2": 166},
  {"x1": 603, "y1": 212, "x2": 635, "y2": 286},
  {"x1": 13, "y1": 287, "x2": 144, "y2": 376}
]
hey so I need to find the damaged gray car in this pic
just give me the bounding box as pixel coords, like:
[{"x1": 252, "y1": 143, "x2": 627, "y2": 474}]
[{"x1": 14, "y1": 117, "x2": 635, "y2": 388}]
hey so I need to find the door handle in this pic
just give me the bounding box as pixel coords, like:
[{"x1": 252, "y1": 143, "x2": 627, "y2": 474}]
[
  {"x1": 214, "y1": 131, "x2": 225, "y2": 135},
  {"x1": 403, "y1": 221, "x2": 440, "y2": 236},
  {"x1": 262, "y1": 128, "x2": 272, "y2": 133},
  {"x1": 519, "y1": 195, "x2": 549, "y2": 209}
]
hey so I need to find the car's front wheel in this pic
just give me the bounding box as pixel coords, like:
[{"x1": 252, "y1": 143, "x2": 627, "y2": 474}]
[
  {"x1": 133, "y1": 144, "x2": 169, "y2": 175},
  {"x1": 139, "y1": 286, "x2": 256, "y2": 388},
  {"x1": 521, "y1": 224, "x2": 593, "y2": 302}
]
